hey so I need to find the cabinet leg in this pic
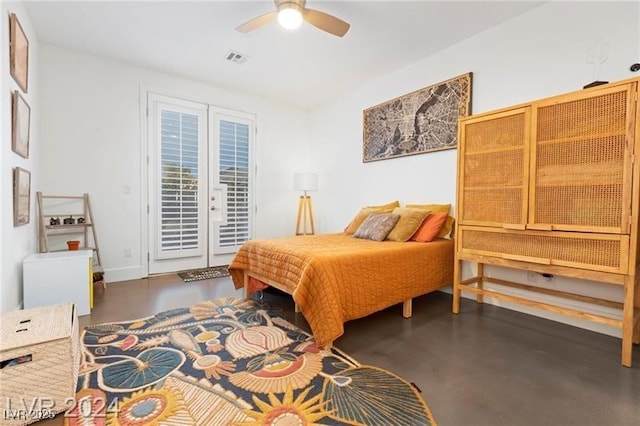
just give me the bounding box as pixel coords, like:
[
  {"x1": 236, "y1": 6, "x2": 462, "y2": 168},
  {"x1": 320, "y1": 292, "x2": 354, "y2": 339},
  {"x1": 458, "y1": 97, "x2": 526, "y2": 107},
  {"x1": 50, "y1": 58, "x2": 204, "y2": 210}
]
[
  {"x1": 634, "y1": 278, "x2": 640, "y2": 344},
  {"x1": 621, "y1": 275, "x2": 635, "y2": 367},
  {"x1": 477, "y1": 263, "x2": 485, "y2": 304},
  {"x1": 453, "y1": 258, "x2": 461, "y2": 314}
]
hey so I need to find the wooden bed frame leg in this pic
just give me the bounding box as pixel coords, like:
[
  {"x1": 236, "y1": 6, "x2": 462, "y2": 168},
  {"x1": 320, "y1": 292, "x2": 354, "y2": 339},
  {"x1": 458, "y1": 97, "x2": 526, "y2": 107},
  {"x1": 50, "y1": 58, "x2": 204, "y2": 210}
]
[
  {"x1": 243, "y1": 272, "x2": 251, "y2": 301},
  {"x1": 453, "y1": 258, "x2": 462, "y2": 314},
  {"x1": 477, "y1": 263, "x2": 485, "y2": 304},
  {"x1": 403, "y1": 299, "x2": 412, "y2": 318},
  {"x1": 295, "y1": 303, "x2": 301, "y2": 313}
]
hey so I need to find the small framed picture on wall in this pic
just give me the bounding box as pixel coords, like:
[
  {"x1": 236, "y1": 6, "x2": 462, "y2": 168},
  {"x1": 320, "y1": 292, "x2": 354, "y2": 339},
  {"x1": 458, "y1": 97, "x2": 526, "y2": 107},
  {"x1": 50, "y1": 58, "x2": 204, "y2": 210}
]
[
  {"x1": 9, "y1": 13, "x2": 29, "y2": 93},
  {"x1": 13, "y1": 167, "x2": 31, "y2": 226},
  {"x1": 12, "y1": 91, "x2": 30, "y2": 158}
]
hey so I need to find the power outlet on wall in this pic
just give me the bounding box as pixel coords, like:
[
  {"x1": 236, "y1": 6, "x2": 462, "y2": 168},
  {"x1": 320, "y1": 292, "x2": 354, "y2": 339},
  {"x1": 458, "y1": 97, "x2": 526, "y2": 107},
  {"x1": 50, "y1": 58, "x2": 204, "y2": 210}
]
[
  {"x1": 124, "y1": 248, "x2": 132, "y2": 258},
  {"x1": 541, "y1": 273, "x2": 555, "y2": 283},
  {"x1": 527, "y1": 271, "x2": 555, "y2": 284}
]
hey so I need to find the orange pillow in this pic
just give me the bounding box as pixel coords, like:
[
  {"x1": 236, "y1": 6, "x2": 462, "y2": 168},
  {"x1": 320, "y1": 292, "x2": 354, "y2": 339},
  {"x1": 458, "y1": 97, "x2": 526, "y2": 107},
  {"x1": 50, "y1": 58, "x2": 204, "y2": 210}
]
[
  {"x1": 411, "y1": 212, "x2": 449, "y2": 242},
  {"x1": 406, "y1": 204, "x2": 453, "y2": 238}
]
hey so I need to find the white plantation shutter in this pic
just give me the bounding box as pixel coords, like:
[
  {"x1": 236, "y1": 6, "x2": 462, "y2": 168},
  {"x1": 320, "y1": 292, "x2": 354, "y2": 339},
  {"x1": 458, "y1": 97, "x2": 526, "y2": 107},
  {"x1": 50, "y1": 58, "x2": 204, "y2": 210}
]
[
  {"x1": 155, "y1": 105, "x2": 206, "y2": 259},
  {"x1": 212, "y1": 113, "x2": 254, "y2": 254},
  {"x1": 160, "y1": 111, "x2": 199, "y2": 252},
  {"x1": 218, "y1": 120, "x2": 250, "y2": 250}
]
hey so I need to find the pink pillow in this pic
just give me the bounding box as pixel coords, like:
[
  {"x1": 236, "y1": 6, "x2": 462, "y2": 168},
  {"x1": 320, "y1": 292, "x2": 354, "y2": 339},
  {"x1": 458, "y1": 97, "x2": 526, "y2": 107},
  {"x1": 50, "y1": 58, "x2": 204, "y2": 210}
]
[{"x1": 411, "y1": 212, "x2": 449, "y2": 242}]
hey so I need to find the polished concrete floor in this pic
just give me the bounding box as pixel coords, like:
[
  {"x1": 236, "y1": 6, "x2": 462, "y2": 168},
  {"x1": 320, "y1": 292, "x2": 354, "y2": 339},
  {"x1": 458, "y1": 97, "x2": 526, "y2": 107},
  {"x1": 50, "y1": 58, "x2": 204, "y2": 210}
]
[{"x1": 41, "y1": 275, "x2": 639, "y2": 425}]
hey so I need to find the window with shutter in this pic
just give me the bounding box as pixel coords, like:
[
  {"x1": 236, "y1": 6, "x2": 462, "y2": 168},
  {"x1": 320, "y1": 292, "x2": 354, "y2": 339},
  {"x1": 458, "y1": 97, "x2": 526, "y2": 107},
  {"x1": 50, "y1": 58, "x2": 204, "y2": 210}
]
[
  {"x1": 218, "y1": 120, "x2": 250, "y2": 250},
  {"x1": 160, "y1": 110, "x2": 201, "y2": 253}
]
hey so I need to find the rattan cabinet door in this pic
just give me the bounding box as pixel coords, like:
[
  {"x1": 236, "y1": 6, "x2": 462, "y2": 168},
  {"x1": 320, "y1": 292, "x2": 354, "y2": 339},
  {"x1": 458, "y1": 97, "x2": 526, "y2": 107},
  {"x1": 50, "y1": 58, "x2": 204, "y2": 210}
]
[
  {"x1": 459, "y1": 226, "x2": 629, "y2": 274},
  {"x1": 529, "y1": 83, "x2": 636, "y2": 234},
  {"x1": 458, "y1": 107, "x2": 530, "y2": 228}
]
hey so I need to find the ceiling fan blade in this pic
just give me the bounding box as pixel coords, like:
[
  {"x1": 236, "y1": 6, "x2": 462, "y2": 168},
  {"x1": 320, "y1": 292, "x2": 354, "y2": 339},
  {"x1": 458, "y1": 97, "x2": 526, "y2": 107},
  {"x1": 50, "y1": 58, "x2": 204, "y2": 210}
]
[
  {"x1": 236, "y1": 11, "x2": 277, "y2": 33},
  {"x1": 303, "y1": 8, "x2": 350, "y2": 37}
]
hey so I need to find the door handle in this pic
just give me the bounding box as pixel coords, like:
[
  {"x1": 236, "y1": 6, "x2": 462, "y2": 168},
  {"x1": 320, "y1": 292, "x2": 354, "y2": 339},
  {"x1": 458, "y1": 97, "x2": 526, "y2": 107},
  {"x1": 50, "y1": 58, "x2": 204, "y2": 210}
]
[{"x1": 211, "y1": 184, "x2": 228, "y2": 225}]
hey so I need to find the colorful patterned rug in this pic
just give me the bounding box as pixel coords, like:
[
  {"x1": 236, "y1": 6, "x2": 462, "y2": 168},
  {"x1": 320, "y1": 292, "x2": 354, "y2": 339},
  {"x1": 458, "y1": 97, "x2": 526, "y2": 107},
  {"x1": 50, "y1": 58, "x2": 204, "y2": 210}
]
[
  {"x1": 178, "y1": 265, "x2": 230, "y2": 282},
  {"x1": 66, "y1": 298, "x2": 436, "y2": 425}
]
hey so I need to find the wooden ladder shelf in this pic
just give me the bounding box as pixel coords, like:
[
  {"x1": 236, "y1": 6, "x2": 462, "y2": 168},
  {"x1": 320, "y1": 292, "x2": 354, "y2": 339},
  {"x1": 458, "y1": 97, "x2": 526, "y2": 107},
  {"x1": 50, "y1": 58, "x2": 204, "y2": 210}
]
[{"x1": 36, "y1": 192, "x2": 105, "y2": 287}]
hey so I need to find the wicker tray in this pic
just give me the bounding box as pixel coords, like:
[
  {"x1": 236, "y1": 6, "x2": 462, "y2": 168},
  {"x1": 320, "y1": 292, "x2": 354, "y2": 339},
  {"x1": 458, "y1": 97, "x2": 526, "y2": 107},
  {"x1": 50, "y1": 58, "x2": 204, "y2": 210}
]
[{"x1": 0, "y1": 303, "x2": 79, "y2": 425}]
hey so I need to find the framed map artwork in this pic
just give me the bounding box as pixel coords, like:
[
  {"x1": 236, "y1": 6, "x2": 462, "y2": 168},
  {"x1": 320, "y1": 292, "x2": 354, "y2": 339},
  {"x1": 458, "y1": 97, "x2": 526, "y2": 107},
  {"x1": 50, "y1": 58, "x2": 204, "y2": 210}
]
[{"x1": 363, "y1": 73, "x2": 472, "y2": 162}]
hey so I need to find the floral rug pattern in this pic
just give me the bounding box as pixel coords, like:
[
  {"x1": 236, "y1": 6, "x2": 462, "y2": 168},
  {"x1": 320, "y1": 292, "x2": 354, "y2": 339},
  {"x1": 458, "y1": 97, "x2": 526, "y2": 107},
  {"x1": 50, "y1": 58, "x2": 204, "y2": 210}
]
[{"x1": 64, "y1": 298, "x2": 435, "y2": 425}]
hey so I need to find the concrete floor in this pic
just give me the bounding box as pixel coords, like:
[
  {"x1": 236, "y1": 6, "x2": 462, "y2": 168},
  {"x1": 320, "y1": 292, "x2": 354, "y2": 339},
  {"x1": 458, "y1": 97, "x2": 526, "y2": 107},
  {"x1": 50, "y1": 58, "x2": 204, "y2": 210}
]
[{"x1": 40, "y1": 275, "x2": 640, "y2": 425}]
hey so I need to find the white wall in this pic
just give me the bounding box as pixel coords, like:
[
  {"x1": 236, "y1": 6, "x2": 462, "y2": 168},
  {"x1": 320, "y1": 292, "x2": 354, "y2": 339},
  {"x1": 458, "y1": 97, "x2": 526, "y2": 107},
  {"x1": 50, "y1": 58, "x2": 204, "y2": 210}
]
[
  {"x1": 1, "y1": 2, "x2": 40, "y2": 312},
  {"x1": 309, "y1": 1, "x2": 640, "y2": 337},
  {"x1": 38, "y1": 44, "x2": 310, "y2": 283}
]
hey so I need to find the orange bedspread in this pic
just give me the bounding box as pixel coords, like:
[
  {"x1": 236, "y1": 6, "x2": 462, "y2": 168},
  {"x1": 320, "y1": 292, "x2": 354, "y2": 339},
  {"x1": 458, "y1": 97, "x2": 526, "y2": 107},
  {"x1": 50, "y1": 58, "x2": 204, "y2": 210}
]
[{"x1": 229, "y1": 233, "x2": 454, "y2": 347}]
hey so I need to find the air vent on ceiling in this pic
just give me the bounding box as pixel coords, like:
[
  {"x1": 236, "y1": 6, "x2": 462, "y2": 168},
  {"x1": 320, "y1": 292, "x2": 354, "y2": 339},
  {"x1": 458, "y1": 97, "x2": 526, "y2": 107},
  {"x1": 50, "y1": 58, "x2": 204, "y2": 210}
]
[{"x1": 225, "y1": 50, "x2": 248, "y2": 64}]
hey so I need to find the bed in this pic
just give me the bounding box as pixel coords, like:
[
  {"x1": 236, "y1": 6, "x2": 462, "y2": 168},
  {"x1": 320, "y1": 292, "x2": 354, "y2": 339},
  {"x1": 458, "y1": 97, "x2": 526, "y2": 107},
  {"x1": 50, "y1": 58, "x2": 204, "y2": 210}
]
[{"x1": 228, "y1": 233, "x2": 454, "y2": 348}]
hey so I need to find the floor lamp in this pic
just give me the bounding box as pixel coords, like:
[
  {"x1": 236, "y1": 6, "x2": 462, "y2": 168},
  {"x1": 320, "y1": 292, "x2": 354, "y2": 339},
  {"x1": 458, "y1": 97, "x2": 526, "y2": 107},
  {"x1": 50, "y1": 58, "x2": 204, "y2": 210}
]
[{"x1": 294, "y1": 172, "x2": 318, "y2": 235}]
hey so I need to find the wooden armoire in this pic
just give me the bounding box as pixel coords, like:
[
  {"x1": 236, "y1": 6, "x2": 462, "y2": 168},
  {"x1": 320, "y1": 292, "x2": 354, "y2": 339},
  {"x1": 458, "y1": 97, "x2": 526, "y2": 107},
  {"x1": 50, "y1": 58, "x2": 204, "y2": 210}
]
[{"x1": 453, "y1": 77, "x2": 640, "y2": 366}]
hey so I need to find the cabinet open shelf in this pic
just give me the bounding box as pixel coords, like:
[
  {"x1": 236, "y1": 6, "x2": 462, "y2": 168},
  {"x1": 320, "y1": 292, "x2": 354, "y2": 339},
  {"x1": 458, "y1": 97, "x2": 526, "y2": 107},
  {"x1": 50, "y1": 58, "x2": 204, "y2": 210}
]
[{"x1": 45, "y1": 223, "x2": 93, "y2": 229}]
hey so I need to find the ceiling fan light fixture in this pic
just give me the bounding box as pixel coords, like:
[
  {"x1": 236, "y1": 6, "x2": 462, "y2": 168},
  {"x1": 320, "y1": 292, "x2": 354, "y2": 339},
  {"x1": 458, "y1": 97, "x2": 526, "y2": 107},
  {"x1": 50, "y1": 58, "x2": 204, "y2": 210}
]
[
  {"x1": 277, "y1": 3, "x2": 303, "y2": 30},
  {"x1": 237, "y1": 0, "x2": 349, "y2": 37}
]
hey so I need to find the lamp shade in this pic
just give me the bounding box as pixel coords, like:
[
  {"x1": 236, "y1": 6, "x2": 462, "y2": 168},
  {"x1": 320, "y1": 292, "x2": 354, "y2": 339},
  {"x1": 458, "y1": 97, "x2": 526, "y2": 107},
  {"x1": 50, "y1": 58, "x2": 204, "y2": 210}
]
[{"x1": 293, "y1": 173, "x2": 318, "y2": 192}]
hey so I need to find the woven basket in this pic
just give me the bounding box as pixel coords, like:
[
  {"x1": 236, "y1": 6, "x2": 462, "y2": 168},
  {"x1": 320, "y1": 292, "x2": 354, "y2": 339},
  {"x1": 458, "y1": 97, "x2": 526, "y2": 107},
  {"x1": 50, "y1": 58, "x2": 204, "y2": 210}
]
[{"x1": 0, "y1": 303, "x2": 79, "y2": 425}]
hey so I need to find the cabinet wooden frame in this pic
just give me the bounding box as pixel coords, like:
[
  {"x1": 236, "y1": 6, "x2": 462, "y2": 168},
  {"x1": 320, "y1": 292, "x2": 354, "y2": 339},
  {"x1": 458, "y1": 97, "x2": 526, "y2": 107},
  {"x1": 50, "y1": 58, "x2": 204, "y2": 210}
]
[{"x1": 453, "y1": 77, "x2": 640, "y2": 367}]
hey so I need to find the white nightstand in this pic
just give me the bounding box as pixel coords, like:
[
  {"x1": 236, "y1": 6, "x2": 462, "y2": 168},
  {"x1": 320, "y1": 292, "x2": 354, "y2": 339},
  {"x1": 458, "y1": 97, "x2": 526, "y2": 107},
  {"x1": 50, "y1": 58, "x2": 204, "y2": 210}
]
[{"x1": 23, "y1": 250, "x2": 94, "y2": 315}]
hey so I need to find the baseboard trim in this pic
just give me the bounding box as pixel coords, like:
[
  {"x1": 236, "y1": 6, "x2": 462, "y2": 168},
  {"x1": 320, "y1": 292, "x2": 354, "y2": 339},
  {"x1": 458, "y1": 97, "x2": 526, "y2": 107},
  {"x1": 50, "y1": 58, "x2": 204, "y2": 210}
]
[{"x1": 104, "y1": 266, "x2": 143, "y2": 283}]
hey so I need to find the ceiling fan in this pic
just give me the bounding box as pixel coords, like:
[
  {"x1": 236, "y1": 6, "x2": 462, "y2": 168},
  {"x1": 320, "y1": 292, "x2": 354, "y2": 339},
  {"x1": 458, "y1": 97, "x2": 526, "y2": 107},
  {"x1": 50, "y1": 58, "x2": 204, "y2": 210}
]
[{"x1": 236, "y1": 0, "x2": 350, "y2": 37}]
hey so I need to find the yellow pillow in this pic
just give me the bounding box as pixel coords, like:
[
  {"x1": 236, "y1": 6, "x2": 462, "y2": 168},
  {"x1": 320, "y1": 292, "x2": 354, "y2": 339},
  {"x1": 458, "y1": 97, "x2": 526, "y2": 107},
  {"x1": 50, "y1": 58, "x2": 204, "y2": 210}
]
[
  {"x1": 439, "y1": 216, "x2": 455, "y2": 238},
  {"x1": 405, "y1": 203, "x2": 451, "y2": 214},
  {"x1": 386, "y1": 208, "x2": 431, "y2": 242},
  {"x1": 367, "y1": 200, "x2": 401, "y2": 211},
  {"x1": 345, "y1": 201, "x2": 400, "y2": 234},
  {"x1": 406, "y1": 203, "x2": 453, "y2": 238}
]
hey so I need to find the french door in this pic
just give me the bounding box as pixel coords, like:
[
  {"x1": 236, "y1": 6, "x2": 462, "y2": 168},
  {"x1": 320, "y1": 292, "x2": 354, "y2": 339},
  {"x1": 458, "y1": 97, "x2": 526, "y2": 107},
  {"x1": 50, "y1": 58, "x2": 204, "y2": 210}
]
[
  {"x1": 148, "y1": 93, "x2": 254, "y2": 274},
  {"x1": 209, "y1": 108, "x2": 254, "y2": 266}
]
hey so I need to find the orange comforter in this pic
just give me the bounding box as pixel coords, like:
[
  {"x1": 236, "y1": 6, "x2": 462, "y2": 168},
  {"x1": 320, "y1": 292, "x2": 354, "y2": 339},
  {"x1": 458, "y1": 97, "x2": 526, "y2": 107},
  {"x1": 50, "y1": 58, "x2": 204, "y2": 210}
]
[{"x1": 229, "y1": 233, "x2": 454, "y2": 347}]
